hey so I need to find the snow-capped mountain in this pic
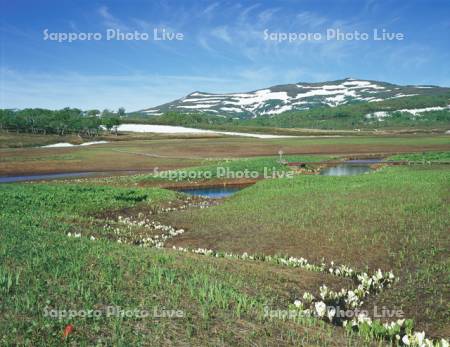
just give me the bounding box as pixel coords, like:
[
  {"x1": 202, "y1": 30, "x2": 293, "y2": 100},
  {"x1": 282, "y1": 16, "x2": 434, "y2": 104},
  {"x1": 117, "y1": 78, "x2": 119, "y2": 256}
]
[{"x1": 140, "y1": 78, "x2": 450, "y2": 118}]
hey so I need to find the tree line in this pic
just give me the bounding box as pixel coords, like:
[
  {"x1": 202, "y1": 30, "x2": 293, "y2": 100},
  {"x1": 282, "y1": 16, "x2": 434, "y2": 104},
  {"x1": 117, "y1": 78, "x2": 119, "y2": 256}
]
[{"x1": 0, "y1": 108, "x2": 124, "y2": 136}]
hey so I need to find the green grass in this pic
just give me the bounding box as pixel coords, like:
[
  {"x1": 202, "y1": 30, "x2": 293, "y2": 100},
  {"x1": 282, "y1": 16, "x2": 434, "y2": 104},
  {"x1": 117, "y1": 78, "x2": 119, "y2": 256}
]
[
  {"x1": 162, "y1": 165, "x2": 450, "y2": 338},
  {"x1": 388, "y1": 151, "x2": 450, "y2": 162},
  {"x1": 123, "y1": 155, "x2": 332, "y2": 183},
  {"x1": 180, "y1": 155, "x2": 331, "y2": 175},
  {"x1": 1, "y1": 155, "x2": 449, "y2": 344},
  {"x1": 0, "y1": 131, "x2": 81, "y2": 148},
  {"x1": 0, "y1": 183, "x2": 369, "y2": 346}
]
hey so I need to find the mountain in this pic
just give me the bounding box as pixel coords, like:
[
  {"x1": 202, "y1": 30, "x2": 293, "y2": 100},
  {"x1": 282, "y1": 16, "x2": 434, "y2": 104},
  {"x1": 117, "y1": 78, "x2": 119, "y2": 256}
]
[{"x1": 139, "y1": 78, "x2": 450, "y2": 119}]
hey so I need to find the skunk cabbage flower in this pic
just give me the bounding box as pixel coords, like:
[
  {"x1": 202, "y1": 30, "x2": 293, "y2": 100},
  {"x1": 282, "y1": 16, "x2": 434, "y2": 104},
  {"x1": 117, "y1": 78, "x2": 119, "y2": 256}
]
[
  {"x1": 319, "y1": 285, "x2": 329, "y2": 300},
  {"x1": 402, "y1": 335, "x2": 410, "y2": 346},
  {"x1": 414, "y1": 331, "x2": 425, "y2": 345},
  {"x1": 293, "y1": 300, "x2": 302, "y2": 308},
  {"x1": 314, "y1": 301, "x2": 326, "y2": 318},
  {"x1": 302, "y1": 292, "x2": 315, "y2": 303},
  {"x1": 326, "y1": 307, "x2": 336, "y2": 322}
]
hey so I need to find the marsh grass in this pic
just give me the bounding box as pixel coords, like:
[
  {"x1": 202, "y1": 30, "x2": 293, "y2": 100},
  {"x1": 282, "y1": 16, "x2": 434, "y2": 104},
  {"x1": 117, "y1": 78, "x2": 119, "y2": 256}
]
[
  {"x1": 162, "y1": 166, "x2": 450, "y2": 337},
  {"x1": 0, "y1": 183, "x2": 370, "y2": 346}
]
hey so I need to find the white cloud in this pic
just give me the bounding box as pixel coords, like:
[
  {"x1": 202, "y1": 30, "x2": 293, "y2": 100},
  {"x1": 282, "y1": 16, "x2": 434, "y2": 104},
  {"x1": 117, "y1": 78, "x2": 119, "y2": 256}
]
[
  {"x1": 295, "y1": 12, "x2": 327, "y2": 28},
  {"x1": 202, "y1": 2, "x2": 220, "y2": 16},
  {"x1": 258, "y1": 8, "x2": 280, "y2": 24},
  {"x1": 97, "y1": 6, "x2": 130, "y2": 31},
  {"x1": 210, "y1": 26, "x2": 232, "y2": 43}
]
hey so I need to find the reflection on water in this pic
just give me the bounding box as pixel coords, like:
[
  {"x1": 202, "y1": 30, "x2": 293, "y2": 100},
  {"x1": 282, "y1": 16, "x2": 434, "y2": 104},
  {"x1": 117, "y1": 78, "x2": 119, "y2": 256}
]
[
  {"x1": 319, "y1": 164, "x2": 373, "y2": 176},
  {"x1": 344, "y1": 159, "x2": 383, "y2": 164},
  {"x1": 175, "y1": 186, "x2": 243, "y2": 198}
]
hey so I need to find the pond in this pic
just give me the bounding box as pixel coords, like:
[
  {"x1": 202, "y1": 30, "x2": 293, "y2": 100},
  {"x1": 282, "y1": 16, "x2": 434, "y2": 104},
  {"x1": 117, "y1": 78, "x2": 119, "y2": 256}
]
[
  {"x1": 175, "y1": 186, "x2": 244, "y2": 198},
  {"x1": 319, "y1": 159, "x2": 382, "y2": 176},
  {"x1": 319, "y1": 165, "x2": 373, "y2": 176}
]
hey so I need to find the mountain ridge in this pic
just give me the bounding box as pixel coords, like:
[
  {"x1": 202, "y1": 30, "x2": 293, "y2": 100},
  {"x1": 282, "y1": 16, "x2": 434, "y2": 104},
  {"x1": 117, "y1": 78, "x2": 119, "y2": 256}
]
[{"x1": 139, "y1": 78, "x2": 450, "y2": 119}]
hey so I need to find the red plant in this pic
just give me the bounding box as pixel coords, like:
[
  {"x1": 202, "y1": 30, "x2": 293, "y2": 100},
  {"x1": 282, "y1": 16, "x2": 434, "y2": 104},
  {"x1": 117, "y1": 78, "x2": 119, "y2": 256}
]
[{"x1": 62, "y1": 324, "x2": 73, "y2": 339}]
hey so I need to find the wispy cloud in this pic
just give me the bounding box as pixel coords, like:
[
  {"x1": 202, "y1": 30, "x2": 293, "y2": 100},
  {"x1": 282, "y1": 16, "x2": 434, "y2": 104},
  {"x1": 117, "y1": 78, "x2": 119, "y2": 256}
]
[
  {"x1": 97, "y1": 5, "x2": 130, "y2": 31},
  {"x1": 2, "y1": 0, "x2": 448, "y2": 110},
  {"x1": 295, "y1": 12, "x2": 327, "y2": 28},
  {"x1": 210, "y1": 26, "x2": 232, "y2": 43},
  {"x1": 202, "y1": 2, "x2": 220, "y2": 17}
]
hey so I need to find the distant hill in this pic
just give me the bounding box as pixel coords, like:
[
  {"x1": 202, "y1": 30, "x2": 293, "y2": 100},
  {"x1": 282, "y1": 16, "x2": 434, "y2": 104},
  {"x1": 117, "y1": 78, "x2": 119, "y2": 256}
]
[{"x1": 139, "y1": 78, "x2": 450, "y2": 119}]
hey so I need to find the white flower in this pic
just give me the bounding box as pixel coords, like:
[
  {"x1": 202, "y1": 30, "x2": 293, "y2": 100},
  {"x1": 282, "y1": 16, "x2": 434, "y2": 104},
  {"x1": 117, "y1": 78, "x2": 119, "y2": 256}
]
[
  {"x1": 74, "y1": 233, "x2": 81, "y2": 238},
  {"x1": 345, "y1": 290, "x2": 360, "y2": 308},
  {"x1": 319, "y1": 285, "x2": 329, "y2": 299},
  {"x1": 314, "y1": 301, "x2": 326, "y2": 318},
  {"x1": 293, "y1": 300, "x2": 302, "y2": 308},
  {"x1": 402, "y1": 335, "x2": 410, "y2": 346},
  {"x1": 441, "y1": 339, "x2": 449, "y2": 347},
  {"x1": 90, "y1": 236, "x2": 95, "y2": 241},
  {"x1": 414, "y1": 331, "x2": 425, "y2": 345},
  {"x1": 67, "y1": 232, "x2": 72, "y2": 237},
  {"x1": 356, "y1": 313, "x2": 372, "y2": 325},
  {"x1": 326, "y1": 307, "x2": 336, "y2": 322},
  {"x1": 302, "y1": 292, "x2": 315, "y2": 303},
  {"x1": 374, "y1": 269, "x2": 383, "y2": 281}
]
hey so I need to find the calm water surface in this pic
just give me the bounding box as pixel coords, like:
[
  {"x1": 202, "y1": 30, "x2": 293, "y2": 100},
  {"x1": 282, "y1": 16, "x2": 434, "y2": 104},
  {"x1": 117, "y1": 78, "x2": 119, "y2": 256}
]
[{"x1": 319, "y1": 158, "x2": 383, "y2": 176}]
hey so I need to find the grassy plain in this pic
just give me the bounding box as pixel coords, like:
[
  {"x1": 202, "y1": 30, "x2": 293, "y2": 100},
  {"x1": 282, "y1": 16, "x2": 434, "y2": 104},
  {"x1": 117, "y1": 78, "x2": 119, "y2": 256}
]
[
  {"x1": 1, "y1": 132, "x2": 449, "y2": 345},
  {"x1": 1, "y1": 134, "x2": 449, "y2": 176},
  {"x1": 161, "y1": 166, "x2": 450, "y2": 337},
  {"x1": 1, "y1": 184, "x2": 373, "y2": 346}
]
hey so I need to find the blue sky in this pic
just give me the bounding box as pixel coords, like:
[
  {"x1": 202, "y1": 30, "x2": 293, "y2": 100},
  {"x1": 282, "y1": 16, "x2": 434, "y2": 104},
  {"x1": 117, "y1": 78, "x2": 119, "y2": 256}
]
[{"x1": 1, "y1": 0, "x2": 449, "y2": 111}]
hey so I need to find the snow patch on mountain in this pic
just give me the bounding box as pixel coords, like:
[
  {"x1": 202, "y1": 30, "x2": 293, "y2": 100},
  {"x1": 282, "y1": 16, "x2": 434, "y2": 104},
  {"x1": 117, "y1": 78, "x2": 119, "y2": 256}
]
[
  {"x1": 140, "y1": 78, "x2": 449, "y2": 118},
  {"x1": 365, "y1": 105, "x2": 450, "y2": 119}
]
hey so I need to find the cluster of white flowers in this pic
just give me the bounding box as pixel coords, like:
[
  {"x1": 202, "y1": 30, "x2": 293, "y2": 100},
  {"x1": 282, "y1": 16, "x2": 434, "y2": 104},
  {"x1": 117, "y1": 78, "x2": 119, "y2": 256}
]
[
  {"x1": 291, "y1": 274, "x2": 448, "y2": 347},
  {"x1": 328, "y1": 261, "x2": 354, "y2": 277},
  {"x1": 401, "y1": 332, "x2": 448, "y2": 347},
  {"x1": 72, "y1": 212, "x2": 448, "y2": 347},
  {"x1": 342, "y1": 317, "x2": 448, "y2": 347},
  {"x1": 67, "y1": 232, "x2": 81, "y2": 238},
  {"x1": 160, "y1": 244, "x2": 447, "y2": 347},
  {"x1": 277, "y1": 256, "x2": 324, "y2": 272},
  {"x1": 117, "y1": 215, "x2": 154, "y2": 228},
  {"x1": 160, "y1": 206, "x2": 179, "y2": 212},
  {"x1": 302, "y1": 292, "x2": 315, "y2": 303},
  {"x1": 102, "y1": 216, "x2": 184, "y2": 247},
  {"x1": 191, "y1": 248, "x2": 215, "y2": 256},
  {"x1": 137, "y1": 226, "x2": 185, "y2": 249}
]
